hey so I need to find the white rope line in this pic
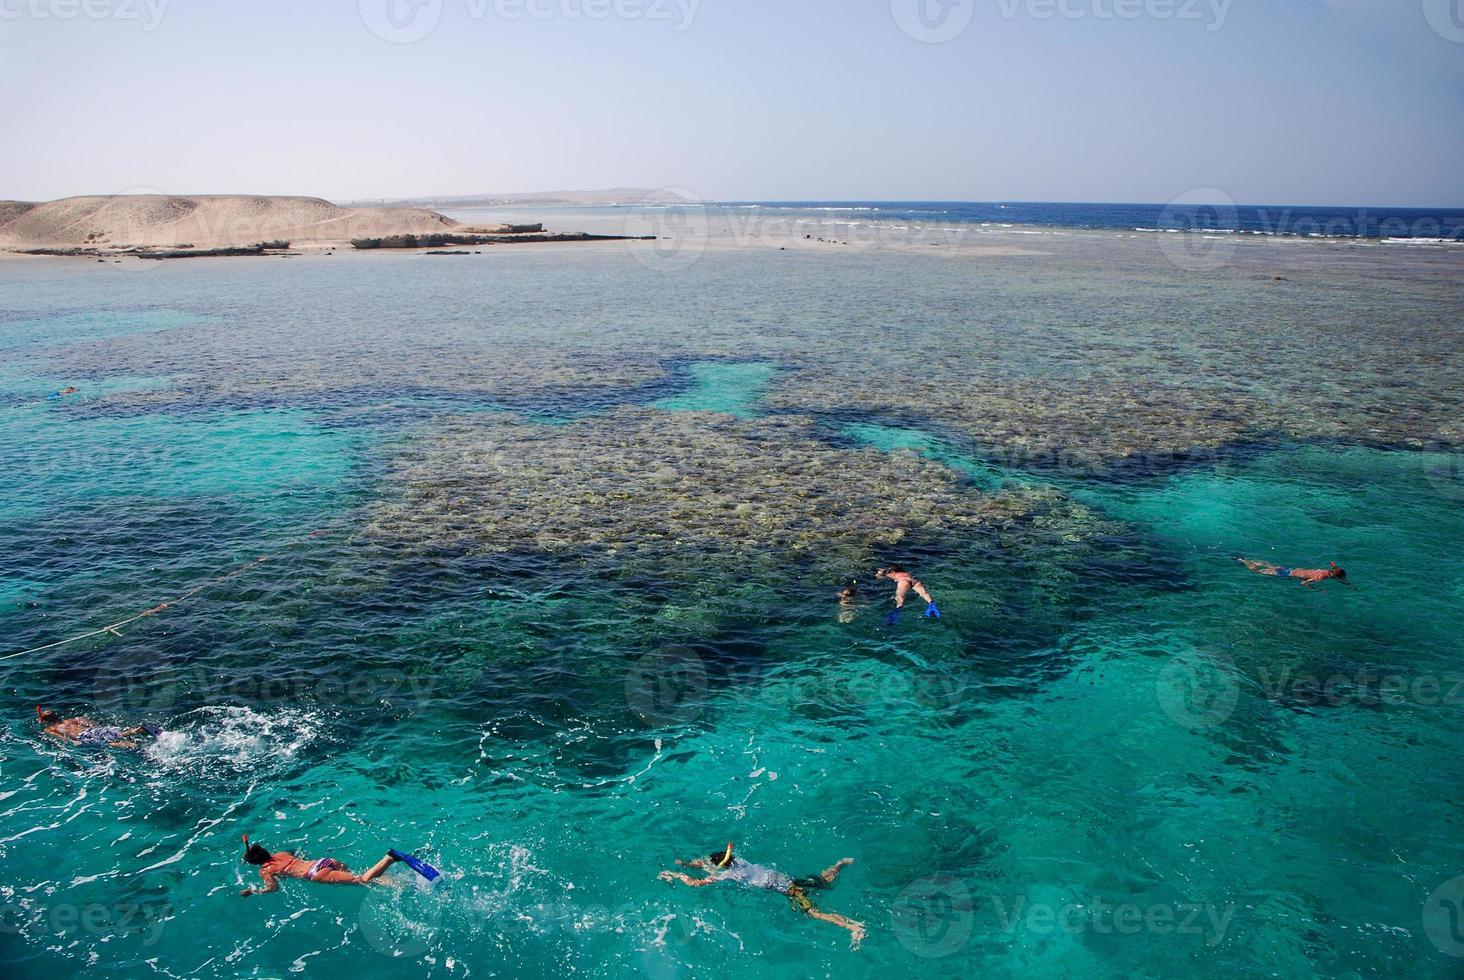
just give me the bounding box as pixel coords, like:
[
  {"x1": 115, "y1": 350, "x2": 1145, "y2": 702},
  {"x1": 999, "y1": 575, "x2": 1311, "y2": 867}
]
[
  {"x1": 1, "y1": 530, "x2": 332, "y2": 663},
  {"x1": 0, "y1": 603, "x2": 177, "y2": 660}
]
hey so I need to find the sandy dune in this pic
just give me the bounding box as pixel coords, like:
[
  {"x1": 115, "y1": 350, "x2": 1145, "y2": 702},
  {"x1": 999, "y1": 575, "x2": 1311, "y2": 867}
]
[{"x1": 0, "y1": 195, "x2": 461, "y2": 251}]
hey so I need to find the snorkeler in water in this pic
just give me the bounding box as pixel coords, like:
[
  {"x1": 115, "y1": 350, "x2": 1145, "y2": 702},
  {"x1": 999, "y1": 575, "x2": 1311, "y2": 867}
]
[
  {"x1": 658, "y1": 842, "x2": 865, "y2": 948},
  {"x1": 36, "y1": 706, "x2": 159, "y2": 750},
  {"x1": 837, "y1": 580, "x2": 858, "y2": 623},
  {"x1": 1236, "y1": 558, "x2": 1348, "y2": 587},
  {"x1": 240, "y1": 835, "x2": 402, "y2": 895},
  {"x1": 875, "y1": 565, "x2": 939, "y2": 622}
]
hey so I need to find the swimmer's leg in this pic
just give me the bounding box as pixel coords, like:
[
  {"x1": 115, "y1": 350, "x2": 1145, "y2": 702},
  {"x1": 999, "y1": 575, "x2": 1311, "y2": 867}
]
[
  {"x1": 357, "y1": 853, "x2": 400, "y2": 883},
  {"x1": 793, "y1": 888, "x2": 865, "y2": 949},
  {"x1": 894, "y1": 580, "x2": 911, "y2": 608},
  {"x1": 912, "y1": 582, "x2": 934, "y2": 604},
  {"x1": 813, "y1": 857, "x2": 855, "y2": 885},
  {"x1": 1237, "y1": 558, "x2": 1278, "y2": 575}
]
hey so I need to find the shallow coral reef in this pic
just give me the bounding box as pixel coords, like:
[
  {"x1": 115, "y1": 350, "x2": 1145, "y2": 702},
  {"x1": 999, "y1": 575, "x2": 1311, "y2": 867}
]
[
  {"x1": 770, "y1": 371, "x2": 1271, "y2": 474},
  {"x1": 364, "y1": 408, "x2": 1119, "y2": 573},
  {"x1": 38, "y1": 232, "x2": 1462, "y2": 471}
]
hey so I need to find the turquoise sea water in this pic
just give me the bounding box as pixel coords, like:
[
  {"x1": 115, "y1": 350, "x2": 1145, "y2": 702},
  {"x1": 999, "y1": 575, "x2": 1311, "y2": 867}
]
[{"x1": 2, "y1": 235, "x2": 1463, "y2": 979}]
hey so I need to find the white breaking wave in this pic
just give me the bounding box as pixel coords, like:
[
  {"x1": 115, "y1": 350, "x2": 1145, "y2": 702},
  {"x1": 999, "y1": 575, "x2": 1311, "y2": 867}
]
[{"x1": 144, "y1": 705, "x2": 323, "y2": 776}]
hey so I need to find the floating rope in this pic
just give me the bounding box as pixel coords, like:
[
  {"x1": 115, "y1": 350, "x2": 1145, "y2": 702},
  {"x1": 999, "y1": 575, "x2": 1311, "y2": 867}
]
[{"x1": 1, "y1": 530, "x2": 334, "y2": 663}]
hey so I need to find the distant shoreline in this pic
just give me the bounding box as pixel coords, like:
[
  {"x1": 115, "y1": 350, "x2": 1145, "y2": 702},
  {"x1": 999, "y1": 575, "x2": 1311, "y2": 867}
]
[
  {"x1": 0, "y1": 194, "x2": 656, "y2": 261},
  {"x1": 661, "y1": 201, "x2": 1464, "y2": 243},
  {"x1": 360, "y1": 196, "x2": 1464, "y2": 242},
  {"x1": 4, "y1": 195, "x2": 1462, "y2": 266}
]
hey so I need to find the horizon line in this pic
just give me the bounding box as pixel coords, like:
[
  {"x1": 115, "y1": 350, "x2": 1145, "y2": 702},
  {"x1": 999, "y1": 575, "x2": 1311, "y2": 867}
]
[{"x1": 6, "y1": 193, "x2": 1462, "y2": 211}]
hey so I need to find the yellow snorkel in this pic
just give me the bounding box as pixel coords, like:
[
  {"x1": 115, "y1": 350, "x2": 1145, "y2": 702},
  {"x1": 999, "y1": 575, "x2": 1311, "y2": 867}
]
[{"x1": 717, "y1": 842, "x2": 734, "y2": 869}]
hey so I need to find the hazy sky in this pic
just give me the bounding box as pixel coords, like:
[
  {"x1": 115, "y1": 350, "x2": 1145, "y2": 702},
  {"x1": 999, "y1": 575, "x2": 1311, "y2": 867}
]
[{"x1": 1, "y1": 0, "x2": 1461, "y2": 205}]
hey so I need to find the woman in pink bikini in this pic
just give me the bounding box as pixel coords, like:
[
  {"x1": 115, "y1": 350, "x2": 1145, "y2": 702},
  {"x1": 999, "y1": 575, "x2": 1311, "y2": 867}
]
[{"x1": 239, "y1": 835, "x2": 400, "y2": 895}]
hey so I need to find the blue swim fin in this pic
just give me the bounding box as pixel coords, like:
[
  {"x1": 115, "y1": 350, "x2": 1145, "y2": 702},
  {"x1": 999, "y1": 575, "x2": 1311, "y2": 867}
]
[
  {"x1": 884, "y1": 608, "x2": 902, "y2": 626},
  {"x1": 140, "y1": 723, "x2": 161, "y2": 738},
  {"x1": 924, "y1": 602, "x2": 940, "y2": 619},
  {"x1": 389, "y1": 849, "x2": 441, "y2": 882}
]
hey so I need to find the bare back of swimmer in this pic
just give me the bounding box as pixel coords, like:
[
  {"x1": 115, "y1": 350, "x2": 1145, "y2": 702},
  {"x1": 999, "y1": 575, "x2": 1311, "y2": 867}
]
[
  {"x1": 1237, "y1": 558, "x2": 1348, "y2": 587},
  {"x1": 240, "y1": 835, "x2": 399, "y2": 895},
  {"x1": 36, "y1": 706, "x2": 155, "y2": 750},
  {"x1": 875, "y1": 566, "x2": 939, "y2": 620}
]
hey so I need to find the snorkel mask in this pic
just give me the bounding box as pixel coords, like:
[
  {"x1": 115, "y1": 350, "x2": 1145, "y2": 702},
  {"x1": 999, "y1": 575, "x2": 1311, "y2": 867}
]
[
  {"x1": 242, "y1": 834, "x2": 273, "y2": 865},
  {"x1": 676, "y1": 842, "x2": 735, "y2": 871}
]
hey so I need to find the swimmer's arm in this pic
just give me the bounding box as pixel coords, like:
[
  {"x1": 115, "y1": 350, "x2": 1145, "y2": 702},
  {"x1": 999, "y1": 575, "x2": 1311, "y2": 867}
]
[
  {"x1": 242, "y1": 870, "x2": 280, "y2": 896},
  {"x1": 658, "y1": 871, "x2": 716, "y2": 887}
]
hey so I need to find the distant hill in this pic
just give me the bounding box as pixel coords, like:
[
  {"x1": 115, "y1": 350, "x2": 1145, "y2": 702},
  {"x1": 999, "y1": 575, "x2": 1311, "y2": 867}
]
[
  {"x1": 0, "y1": 195, "x2": 461, "y2": 250},
  {"x1": 341, "y1": 188, "x2": 696, "y2": 210},
  {"x1": 0, "y1": 201, "x2": 37, "y2": 227}
]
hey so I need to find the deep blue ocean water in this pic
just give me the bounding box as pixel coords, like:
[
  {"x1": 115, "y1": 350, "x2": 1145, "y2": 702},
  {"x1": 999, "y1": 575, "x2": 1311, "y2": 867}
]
[
  {"x1": 714, "y1": 201, "x2": 1464, "y2": 240},
  {"x1": 1, "y1": 226, "x2": 1462, "y2": 978}
]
